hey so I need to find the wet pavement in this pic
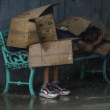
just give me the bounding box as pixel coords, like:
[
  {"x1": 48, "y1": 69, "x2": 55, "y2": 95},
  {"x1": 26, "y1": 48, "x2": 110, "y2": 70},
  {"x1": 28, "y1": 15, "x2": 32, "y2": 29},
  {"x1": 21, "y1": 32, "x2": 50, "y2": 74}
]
[{"x1": 0, "y1": 83, "x2": 110, "y2": 110}]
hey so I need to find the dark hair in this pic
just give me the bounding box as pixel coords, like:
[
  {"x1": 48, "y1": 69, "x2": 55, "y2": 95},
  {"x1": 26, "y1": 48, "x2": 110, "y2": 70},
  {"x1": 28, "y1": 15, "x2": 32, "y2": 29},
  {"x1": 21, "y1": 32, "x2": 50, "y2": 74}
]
[
  {"x1": 86, "y1": 26, "x2": 100, "y2": 36},
  {"x1": 83, "y1": 27, "x2": 100, "y2": 42}
]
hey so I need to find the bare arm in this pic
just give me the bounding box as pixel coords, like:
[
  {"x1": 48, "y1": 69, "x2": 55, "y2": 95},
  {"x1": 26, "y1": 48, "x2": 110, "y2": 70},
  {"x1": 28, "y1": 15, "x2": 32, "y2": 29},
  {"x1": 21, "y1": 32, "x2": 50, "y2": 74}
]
[{"x1": 91, "y1": 30, "x2": 106, "y2": 47}]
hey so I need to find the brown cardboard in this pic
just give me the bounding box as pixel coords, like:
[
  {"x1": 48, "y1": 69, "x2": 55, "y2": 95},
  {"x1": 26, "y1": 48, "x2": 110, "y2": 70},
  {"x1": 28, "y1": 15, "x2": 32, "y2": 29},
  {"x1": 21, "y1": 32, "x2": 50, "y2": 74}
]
[
  {"x1": 7, "y1": 18, "x2": 39, "y2": 48},
  {"x1": 29, "y1": 40, "x2": 73, "y2": 67},
  {"x1": 93, "y1": 42, "x2": 110, "y2": 56},
  {"x1": 86, "y1": 18, "x2": 107, "y2": 32},
  {"x1": 35, "y1": 14, "x2": 58, "y2": 43},
  {"x1": 56, "y1": 16, "x2": 91, "y2": 36},
  {"x1": 105, "y1": 28, "x2": 110, "y2": 41},
  {"x1": 7, "y1": 3, "x2": 60, "y2": 48}
]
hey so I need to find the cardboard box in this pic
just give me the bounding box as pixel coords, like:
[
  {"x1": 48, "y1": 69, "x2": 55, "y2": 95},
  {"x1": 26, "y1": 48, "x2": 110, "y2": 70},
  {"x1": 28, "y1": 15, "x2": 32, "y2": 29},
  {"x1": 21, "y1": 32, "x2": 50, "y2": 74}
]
[
  {"x1": 7, "y1": 19, "x2": 39, "y2": 48},
  {"x1": 29, "y1": 40, "x2": 73, "y2": 67},
  {"x1": 7, "y1": 3, "x2": 60, "y2": 48},
  {"x1": 56, "y1": 16, "x2": 91, "y2": 36}
]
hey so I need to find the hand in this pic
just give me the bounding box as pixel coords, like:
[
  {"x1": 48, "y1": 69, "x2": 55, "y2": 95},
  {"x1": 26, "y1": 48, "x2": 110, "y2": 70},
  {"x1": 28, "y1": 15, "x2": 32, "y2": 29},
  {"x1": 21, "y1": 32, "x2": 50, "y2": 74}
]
[
  {"x1": 98, "y1": 30, "x2": 106, "y2": 42},
  {"x1": 85, "y1": 43, "x2": 93, "y2": 54}
]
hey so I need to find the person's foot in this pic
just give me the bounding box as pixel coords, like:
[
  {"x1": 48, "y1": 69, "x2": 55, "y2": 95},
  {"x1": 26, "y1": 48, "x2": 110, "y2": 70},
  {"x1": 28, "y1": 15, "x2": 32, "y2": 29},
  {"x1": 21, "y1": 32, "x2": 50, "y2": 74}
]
[
  {"x1": 52, "y1": 81, "x2": 71, "y2": 96},
  {"x1": 39, "y1": 83, "x2": 59, "y2": 99}
]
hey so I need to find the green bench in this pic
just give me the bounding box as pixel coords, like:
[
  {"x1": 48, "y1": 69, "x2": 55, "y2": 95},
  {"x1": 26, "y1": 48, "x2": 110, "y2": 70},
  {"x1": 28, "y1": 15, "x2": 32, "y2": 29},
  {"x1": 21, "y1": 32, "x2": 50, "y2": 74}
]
[
  {"x1": 0, "y1": 28, "x2": 110, "y2": 97},
  {"x1": 0, "y1": 28, "x2": 36, "y2": 96},
  {"x1": 74, "y1": 54, "x2": 110, "y2": 84}
]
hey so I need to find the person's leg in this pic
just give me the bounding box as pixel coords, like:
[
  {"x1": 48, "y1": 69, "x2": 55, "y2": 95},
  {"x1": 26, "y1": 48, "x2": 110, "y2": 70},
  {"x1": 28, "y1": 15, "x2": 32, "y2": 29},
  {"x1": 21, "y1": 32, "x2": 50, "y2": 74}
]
[
  {"x1": 52, "y1": 66, "x2": 71, "y2": 96},
  {"x1": 52, "y1": 65, "x2": 60, "y2": 81},
  {"x1": 43, "y1": 66, "x2": 51, "y2": 85},
  {"x1": 39, "y1": 66, "x2": 59, "y2": 98}
]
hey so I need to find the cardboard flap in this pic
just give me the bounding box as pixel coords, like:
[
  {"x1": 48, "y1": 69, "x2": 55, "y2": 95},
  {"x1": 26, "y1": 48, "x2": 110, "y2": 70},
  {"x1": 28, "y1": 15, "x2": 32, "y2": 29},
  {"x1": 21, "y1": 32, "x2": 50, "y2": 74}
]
[
  {"x1": 86, "y1": 18, "x2": 106, "y2": 31},
  {"x1": 93, "y1": 42, "x2": 110, "y2": 56},
  {"x1": 56, "y1": 16, "x2": 91, "y2": 36},
  {"x1": 13, "y1": 3, "x2": 61, "y2": 20},
  {"x1": 35, "y1": 14, "x2": 58, "y2": 51}
]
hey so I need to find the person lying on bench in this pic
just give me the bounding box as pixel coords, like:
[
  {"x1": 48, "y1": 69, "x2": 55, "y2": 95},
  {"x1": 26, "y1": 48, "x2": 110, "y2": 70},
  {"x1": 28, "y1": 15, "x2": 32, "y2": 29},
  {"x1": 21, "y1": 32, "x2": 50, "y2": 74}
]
[
  {"x1": 39, "y1": 27, "x2": 106, "y2": 99},
  {"x1": 74, "y1": 27, "x2": 106, "y2": 54}
]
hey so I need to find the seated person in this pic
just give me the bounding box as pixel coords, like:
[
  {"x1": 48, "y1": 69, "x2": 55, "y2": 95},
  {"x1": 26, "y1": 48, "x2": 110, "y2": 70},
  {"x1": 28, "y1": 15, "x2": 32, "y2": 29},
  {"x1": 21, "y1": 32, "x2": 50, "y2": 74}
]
[{"x1": 39, "y1": 27, "x2": 106, "y2": 99}]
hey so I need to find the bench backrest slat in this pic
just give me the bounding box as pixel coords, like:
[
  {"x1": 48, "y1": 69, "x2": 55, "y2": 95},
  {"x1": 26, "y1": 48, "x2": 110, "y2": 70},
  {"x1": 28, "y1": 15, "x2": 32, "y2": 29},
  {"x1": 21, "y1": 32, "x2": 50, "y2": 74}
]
[
  {"x1": 0, "y1": 28, "x2": 9, "y2": 46},
  {"x1": 0, "y1": 31, "x2": 5, "y2": 46}
]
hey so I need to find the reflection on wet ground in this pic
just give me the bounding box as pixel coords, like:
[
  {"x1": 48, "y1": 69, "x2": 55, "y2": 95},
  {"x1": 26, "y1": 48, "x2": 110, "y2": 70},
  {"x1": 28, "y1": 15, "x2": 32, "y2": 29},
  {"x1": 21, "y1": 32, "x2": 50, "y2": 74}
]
[{"x1": 0, "y1": 84, "x2": 110, "y2": 110}]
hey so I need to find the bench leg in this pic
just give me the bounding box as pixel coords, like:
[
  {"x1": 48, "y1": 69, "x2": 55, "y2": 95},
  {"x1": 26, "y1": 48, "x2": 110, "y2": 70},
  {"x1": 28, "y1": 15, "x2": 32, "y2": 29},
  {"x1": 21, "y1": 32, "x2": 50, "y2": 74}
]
[
  {"x1": 2, "y1": 68, "x2": 10, "y2": 94},
  {"x1": 103, "y1": 60, "x2": 110, "y2": 84},
  {"x1": 103, "y1": 85, "x2": 110, "y2": 96},
  {"x1": 29, "y1": 68, "x2": 36, "y2": 96},
  {"x1": 80, "y1": 60, "x2": 85, "y2": 79},
  {"x1": 29, "y1": 97, "x2": 36, "y2": 109}
]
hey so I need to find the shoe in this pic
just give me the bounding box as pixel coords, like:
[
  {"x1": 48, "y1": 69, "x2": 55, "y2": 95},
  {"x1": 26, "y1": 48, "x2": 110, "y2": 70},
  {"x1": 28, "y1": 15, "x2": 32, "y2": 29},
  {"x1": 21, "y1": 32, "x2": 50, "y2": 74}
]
[
  {"x1": 52, "y1": 81, "x2": 71, "y2": 96},
  {"x1": 39, "y1": 83, "x2": 59, "y2": 99}
]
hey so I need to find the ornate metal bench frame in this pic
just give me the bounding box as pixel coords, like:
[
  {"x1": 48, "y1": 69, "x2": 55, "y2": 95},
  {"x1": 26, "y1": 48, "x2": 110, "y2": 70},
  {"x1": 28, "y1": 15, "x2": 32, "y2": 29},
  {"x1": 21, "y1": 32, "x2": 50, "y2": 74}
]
[
  {"x1": 0, "y1": 28, "x2": 36, "y2": 96},
  {"x1": 74, "y1": 55, "x2": 109, "y2": 84}
]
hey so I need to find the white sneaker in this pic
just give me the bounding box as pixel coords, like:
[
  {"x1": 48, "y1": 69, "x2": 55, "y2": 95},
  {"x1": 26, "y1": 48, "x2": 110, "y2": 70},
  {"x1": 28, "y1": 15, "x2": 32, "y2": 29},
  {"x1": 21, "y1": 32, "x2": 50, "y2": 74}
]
[
  {"x1": 52, "y1": 81, "x2": 71, "y2": 96},
  {"x1": 39, "y1": 83, "x2": 59, "y2": 99}
]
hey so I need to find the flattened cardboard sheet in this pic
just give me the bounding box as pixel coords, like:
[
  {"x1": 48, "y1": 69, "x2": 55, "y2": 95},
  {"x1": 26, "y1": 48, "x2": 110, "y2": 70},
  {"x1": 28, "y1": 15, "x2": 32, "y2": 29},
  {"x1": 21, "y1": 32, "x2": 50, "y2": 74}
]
[
  {"x1": 35, "y1": 14, "x2": 58, "y2": 43},
  {"x1": 56, "y1": 16, "x2": 91, "y2": 36},
  {"x1": 86, "y1": 18, "x2": 106, "y2": 32},
  {"x1": 29, "y1": 40, "x2": 73, "y2": 67},
  {"x1": 93, "y1": 42, "x2": 110, "y2": 56}
]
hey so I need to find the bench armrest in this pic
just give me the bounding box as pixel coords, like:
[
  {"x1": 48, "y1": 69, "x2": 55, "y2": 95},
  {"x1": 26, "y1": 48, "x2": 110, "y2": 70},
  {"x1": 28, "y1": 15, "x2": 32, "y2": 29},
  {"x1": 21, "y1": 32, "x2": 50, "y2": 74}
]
[{"x1": 1, "y1": 46, "x2": 29, "y2": 68}]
